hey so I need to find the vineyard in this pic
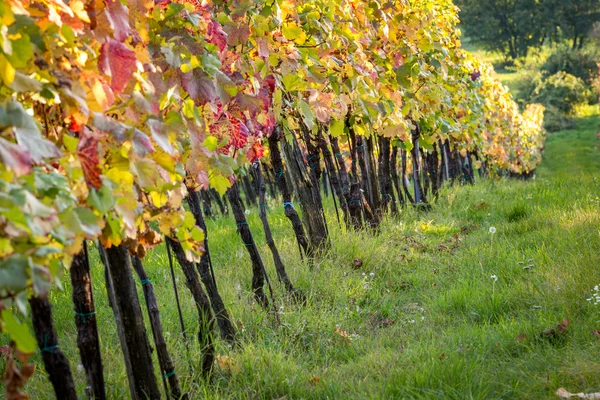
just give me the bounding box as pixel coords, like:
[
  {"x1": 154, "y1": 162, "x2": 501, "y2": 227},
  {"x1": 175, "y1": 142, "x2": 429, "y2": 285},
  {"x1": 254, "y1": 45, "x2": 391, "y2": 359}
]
[{"x1": 0, "y1": 0, "x2": 562, "y2": 398}]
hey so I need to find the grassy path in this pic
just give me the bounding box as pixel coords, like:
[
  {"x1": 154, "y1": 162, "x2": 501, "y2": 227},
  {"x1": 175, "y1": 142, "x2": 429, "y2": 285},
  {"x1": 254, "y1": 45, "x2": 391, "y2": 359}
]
[{"x1": 3, "y1": 114, "x2": 600, "y2": 399}]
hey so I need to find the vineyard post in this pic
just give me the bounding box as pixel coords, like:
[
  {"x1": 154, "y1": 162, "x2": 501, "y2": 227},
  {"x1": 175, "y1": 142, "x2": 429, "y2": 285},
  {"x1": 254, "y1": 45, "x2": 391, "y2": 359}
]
[
  {"x1": 70, "y1": 243, "x2": 105, "y2": 400},
  {"x1": 400, "y1": 147, "x2": 415, "y2": 204},
  {"x1": 281, "y1": 130, "x2": 330, "y2": 253},
  {"x1": 166, "y1": 238, "x2": 215, "y2": 376},
  {"x1": 319, "y1": 130, "x2": 349, "y2": 225},
  {"x1": 226, "y1": 183, "x2": 270, "y2": 308},
  {"x1": 346, "y1": 127, "x2": 365, "y2": 228},
  {"x1": 267, "y1": 127, "x2": 310, "y2": 258},
  {"x1": 410, "y1": 125, "x2": 428, "y2": 205},
  {"x1": 186, "y1": 191, "x2": 237, "y2": 343},
  {"x1": 101, "y1": 249, "x2": 137, "y2": 400},
  {"x1": 209, "y1": 188, "x2": 227, "y2": 215},
  {"x1": 390, "y1": 145, "x2": 406, "y2": 207},
  {"x1": 29, "y1": 296, "x2": 78, "y2": 400},
  {"x1": 102, "y1": 245, "x2": 161, "y2": 399},
  {"x1": 131, "y1": 255, "x2": 184, "y2": 399},
  {"x1": 200, "y1": 190, "x2": 213, "y2": 218},
  {"x1": 251, "y1": 161, "x2": 305, "y2": 302}
]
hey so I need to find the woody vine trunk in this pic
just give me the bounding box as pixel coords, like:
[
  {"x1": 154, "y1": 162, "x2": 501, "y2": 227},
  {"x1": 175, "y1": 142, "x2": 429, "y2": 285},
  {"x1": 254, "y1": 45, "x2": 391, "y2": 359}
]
[
  {"x1": 166, "y1": 238, "x2": 215, "y2": 376},
  {"x1": 29, "y1": 296, "x2": 78, "y2": 400},
  {"x1": 226, "y1": 183, "x2": 269, "y2": 308},
  {"x1": 102, "y1": 245, "x2": 161, "y2": 400},
  {"x1": 251, "y1": 161, "x2": 304, "y2": 301},
  {"x1": 131, "y1": 255, "x2": 184, "y2": 399},
  {"x1": 186, "y1": 190, "x2": 237, "y2": 343},
  {"x1": 69, "y1": 243, "x2": 105, "y2": 400},
  {"x1": 268, "y1": 127, "x2": 310, "y2": 258}
]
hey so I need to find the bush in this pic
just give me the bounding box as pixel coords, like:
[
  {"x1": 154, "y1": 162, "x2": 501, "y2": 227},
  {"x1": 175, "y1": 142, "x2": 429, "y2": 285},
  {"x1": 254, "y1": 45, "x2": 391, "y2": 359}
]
[
  {"x1": 531, "y1": 72, "x2": 590, "y2": 115},
  {"x1": 541, "y1": 46, "x2": 598, "y2": 84}
]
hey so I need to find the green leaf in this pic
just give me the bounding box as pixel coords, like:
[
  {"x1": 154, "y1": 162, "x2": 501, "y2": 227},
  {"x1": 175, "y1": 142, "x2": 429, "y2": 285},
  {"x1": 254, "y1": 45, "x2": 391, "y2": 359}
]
[
  {"x1": 396, "y1": 63, "x2": 412, "y2": 89},
  {"x1": 190, "y1": 226, "x2": 204, "y2": 242},
  {"x1": 1, "y1": 309, "x2": 37, "y2": 354},
  {"x1": 9, "y1": 72, "x2": 42, "y2": 93},
  {"x1": 282, "y1": 74, "x2": 306, "y2": 92},
  {"x1": 330, "y1": 119, "x2": 345, "y2": 137},
  {"x1": 88, "y1": 185, "x2": 116, "y2": 214},
  {"x1": 299, "y1": 100, "x2": 315, "y2": 130},
  {"x1": 282, "y1": 23, "x2": 306, "y2": 44},
  {"x1": 183, "y1": 211, "x2": 196, "y2": 229},
  {"x1": 63, "y1": 135, "x2": 78, "y2": 153},
  {"x1": 210, "y1": 174, "x2": 231, "y2": 196},
  {"x1": 0, "y1": 256, "x2": 29, "y2": 292},
  {"x1": 203, "y1": 136, "x2": 218, "y2": 152}
]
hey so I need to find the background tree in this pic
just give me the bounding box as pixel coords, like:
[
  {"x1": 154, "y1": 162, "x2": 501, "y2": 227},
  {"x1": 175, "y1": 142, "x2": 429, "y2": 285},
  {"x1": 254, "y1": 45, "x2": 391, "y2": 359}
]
[
  {"x1": 457, "y1": 0, "x2": 600, "y2": 59},
  {"x1": 456, "y1": 0, "x2": 545, "y2": 59}
]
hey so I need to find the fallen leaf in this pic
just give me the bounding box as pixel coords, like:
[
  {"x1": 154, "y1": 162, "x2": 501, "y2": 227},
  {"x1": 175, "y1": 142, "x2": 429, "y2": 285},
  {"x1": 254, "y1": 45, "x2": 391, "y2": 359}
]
[
  {"x1": 556, "y1": 387, "x2": 600, "y2": 399},
  {"x1": 516, "y1": 333, "x2": 527, "y2": 342},
  {"x1": 334, "y1": 327, "x2": 351, "y2": 342}
]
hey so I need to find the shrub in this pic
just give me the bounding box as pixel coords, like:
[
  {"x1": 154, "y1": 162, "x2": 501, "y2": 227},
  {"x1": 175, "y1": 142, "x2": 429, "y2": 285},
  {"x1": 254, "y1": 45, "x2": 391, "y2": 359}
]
[
  {"x1": 531, "y1": 72, "x2": 590, "y2": 115},
  {"x1": 541, "y1": 46, "x2": 598, "y2": 84}
]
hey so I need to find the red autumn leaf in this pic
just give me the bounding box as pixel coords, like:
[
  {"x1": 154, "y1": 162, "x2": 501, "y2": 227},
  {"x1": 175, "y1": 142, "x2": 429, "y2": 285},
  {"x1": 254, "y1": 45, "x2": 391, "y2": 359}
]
[
  {"x1": 98, "y1": 39, "x2": 137, "y2": 93},
  {"x1": 105, "y1": 0, "x2": 130, "y2": 42},
  {"x1": 180, "y1": 70, "x2": 218, "y2": 106},
  {"x1": 207, "y1": 20, "x2": 227, "y2": 52},
  {"x1": 223, "y1": 20, "x2": 250, "y2": 47},
  {"x1": 68, "y1": 117, "x2": 84, "y2": 133},
  {"x1": 246, "y1": 141, "x2": 264, "y2": 163},
  {"x1": 77, "y1": 129, "x2": 102, "y2": 190},
  {"x1": 228, "y1": 116, "x2": 248, "y2": 149}
]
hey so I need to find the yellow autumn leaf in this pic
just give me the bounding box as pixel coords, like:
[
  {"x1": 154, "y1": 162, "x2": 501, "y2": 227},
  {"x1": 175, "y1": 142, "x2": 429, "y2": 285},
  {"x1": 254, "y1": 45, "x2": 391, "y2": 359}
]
[
  {"x1": 282, "y1": 23, "x2": 307, "y2": 45},
  {"x1": 0, "y1": 54, "x2": 15, "y2": 86}
]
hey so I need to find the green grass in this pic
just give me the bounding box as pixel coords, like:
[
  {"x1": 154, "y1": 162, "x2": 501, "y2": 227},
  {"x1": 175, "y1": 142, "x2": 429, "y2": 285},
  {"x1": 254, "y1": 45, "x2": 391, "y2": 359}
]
[{"x1": 3, "y1": 113, "x2": 600, "y2": 399}]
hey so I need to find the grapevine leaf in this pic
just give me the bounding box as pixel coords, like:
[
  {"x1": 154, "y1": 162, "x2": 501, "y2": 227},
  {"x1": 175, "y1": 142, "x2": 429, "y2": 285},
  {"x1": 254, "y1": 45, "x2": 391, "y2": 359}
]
[
  {"x1": 9, "y1": 72, "x2": 42, "y2": 93},
  {"x1": 105, "y1": 0, "x2": 131, "y2": 42},
  {"x1": 147, "y1": 119, "x2": 174, "y2": 155},
  {"x1": 210, "y1": 174, "x2": 231, "y2": 196},
  {"x1": 0, "y1": 101, "x2": 61, "y2": 162},
  {"x1": 203, "y1": 136, "x2": 218, "y2": 152},
  {"x1": 330, "y1": 119, "x2": 345, "y2": 137},
  {"x1": 77, "y1": 130, "x2": 102, "y2": 190},
  {"x1": 180, "y1": 70, "x2": 218, "y2": 106},
  {"x1": 299, "y1": 100, "x2": 315, "y2": 130},
  {"x1": 282, "y1": 23, "x2": 307, "y2": 44},
  {"x1": 282, "y1": 74, "x2": 306, "y2": 92},
  {"x1": 1, "y1": 309, "x2": 36, "y2": 354},
  {"x1": 0, "y1": 54, "x2": 15, "y2": 85},
  {"x1": 98, "y1": 39, "x2": 137, "y2": 93},
  {"x1": 0, "y1": 137, "x2": 31, "y2": 176},
  {"x1": 92, "y1": 113, "x2": 154, "y2": 155},
  {"x1": 88, "y1": 185, "x2": 115, "y2": 215},
  {"x1": 223, "y1": 21, "x2": 250, "y2": 46},
  {"x1": 0, "y1": 257, "x2": 29, "y2": 293}
]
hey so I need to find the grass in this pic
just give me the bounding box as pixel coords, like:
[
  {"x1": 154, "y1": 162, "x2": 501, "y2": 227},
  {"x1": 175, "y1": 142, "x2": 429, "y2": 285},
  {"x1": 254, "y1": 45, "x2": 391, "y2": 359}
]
[{"x1": 3, "y1": 113, "x2": 600, "y2": 399}]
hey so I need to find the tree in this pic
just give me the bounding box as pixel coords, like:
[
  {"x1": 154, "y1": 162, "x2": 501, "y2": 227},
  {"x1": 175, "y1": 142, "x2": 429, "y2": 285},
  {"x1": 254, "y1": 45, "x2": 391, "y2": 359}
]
[
  {"x1": 549, "y1": 0, "x2": 600, "y2": 49},
  {"x1": 456, "y1": 0, "x2": 546, "y2": 59}
]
